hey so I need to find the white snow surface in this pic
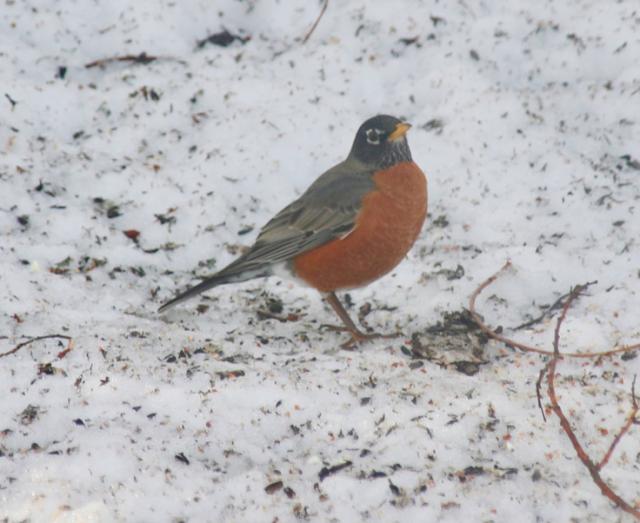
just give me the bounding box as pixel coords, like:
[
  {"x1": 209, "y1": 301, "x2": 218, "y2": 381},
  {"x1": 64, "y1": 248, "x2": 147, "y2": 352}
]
[{"x1": 1, "y1": 1, "x2": 640, "y2": 522}]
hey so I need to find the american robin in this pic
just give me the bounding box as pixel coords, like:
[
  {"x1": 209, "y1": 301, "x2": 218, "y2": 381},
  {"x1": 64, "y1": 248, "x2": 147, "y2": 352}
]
[{"x1": 159, "y1": 114, "x2": 428, "y2": 348}]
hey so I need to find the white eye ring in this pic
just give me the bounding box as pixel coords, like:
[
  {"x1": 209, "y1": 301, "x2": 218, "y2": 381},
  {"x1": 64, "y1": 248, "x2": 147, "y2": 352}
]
[{"x1": 365, "y1": 128, "x2": 383, "y2": 145}]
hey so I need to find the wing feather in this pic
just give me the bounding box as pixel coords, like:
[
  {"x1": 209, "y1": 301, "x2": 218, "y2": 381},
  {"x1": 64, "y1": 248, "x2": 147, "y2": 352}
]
[{"x1": 238, "y1": 158, "x2": 375, "y2": 266}]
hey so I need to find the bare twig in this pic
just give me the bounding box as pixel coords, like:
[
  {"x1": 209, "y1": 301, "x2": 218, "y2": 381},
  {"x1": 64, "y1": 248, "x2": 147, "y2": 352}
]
[
  {"x1": 472, "y1": 263, "x2": 640, "y2": 516},
  {"x1": 85, "y1": 52, "x2": 158, "y2": 69},
  {"x1": 5, "y1": 93, "x2": 17, "y2": 108},
  {"x1": 551, "y1": 284, "x2": 585, "y2": 354},
  {"x1": 469, "y1": 262, "x2": 640, "y2": 359},
  {"x1": 302, "y1": 0, "x2": 329, "y2": 44},
  {"x1": 536, "y1": 363, "x2": 551, "y2": 422},
  {"x1": 514, "y1": 281, "x2": 597, "y2": 330},
  {"x1": 597, "y1": 375, "x2": 639, "y2": 471},
  {"x1": 469, "y1": 261, "x2": 551, "y2": 355},
  {"x1": 0, "y1": 334, "x2": 73, "y2": 359},
  {"x1": 546, "y1": 291, "x2": 640, "y2": 519},
  {"x1": 85, "y1": 52, "x2": 187, "y2": 70}
]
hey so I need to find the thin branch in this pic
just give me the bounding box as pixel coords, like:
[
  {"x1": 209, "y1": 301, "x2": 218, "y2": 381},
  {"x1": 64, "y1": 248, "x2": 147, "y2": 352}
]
[
  {"x1": 0, "y1": 334, "x2": 72, "y2": 359},
  {"x1": 546, "y1": 290, "x2": 640, "y2": 520},
  {"x1": 469, "y1": 262, "x2": 640, "y2": 359},
  {"x1": 552, "y1": 284, "x2": 586, "y2": 355},
  {"x1": 85, "y1": 52, "x2": 158, "y2": 69},
  {"x1": 85, "y1": 53, "x2": 187, "y2": 70},
  {"x1": 302, "y1": 0, "x2": 329, "y2": 44},
  {"x1": 536, "y1": 363, "x2": 552, "y2": 422},
  {"x1": 469, "y1": 261, "x2": 554, "y2": 356},
  {"x1": 514, "y1": 281, "x2": 597, "y2": 330},
  {"x1": 597, "y1": 375, "x2": 639, "y2": 471},
  {"x1": 473, "y1": 263, "x2": 640, "y2": 516}
]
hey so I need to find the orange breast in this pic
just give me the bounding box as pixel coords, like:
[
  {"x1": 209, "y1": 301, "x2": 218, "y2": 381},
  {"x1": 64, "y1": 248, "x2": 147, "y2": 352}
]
[{"x1": 292, "y1": 161, "x2": 428, "y2": 292}]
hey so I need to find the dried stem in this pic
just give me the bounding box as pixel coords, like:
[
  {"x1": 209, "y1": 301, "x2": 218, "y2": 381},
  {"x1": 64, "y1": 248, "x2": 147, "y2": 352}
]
[
  {"x1": 536, "y1": 363, "x2": 551, "y2": 422},
  {"x1": 472, "y1": 263, "x2": 640, "y2": 517},
  {"x1": 513, "y1": 284, "x2": 596, "y2": 330},
  {"x1": 0, "y1": 334, "x2": 72, "y2": 359},
  {"x1": 302, "y1": 0, "x2": 329, "y2": 44},
  {"x1": 546, "y1": 290, "x2": 640, "y2": 519},
  {"x1": 469, "y1": 261, "x2": 640, "y2": 358},
  {"x1": 597, "y1": 375, "x2": 639, "y2": 471},
  {"x1": 85, "y1": 53, "x2": 186, "y2": 69},
  {"x1": 85, "y1": 52, "x2": 158, "y2": 69}
]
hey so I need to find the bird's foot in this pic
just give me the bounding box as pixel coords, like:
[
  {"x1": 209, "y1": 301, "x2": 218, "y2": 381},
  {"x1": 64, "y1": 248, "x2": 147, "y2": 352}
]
[{"x1": 320, "y1": 324, "x2": 402, "y2": 350}]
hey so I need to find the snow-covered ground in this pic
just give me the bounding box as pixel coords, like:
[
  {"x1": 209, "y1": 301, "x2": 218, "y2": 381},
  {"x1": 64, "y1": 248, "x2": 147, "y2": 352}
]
[{"x1": 1, "y1": 1, "x2": 639, "y2": 521}]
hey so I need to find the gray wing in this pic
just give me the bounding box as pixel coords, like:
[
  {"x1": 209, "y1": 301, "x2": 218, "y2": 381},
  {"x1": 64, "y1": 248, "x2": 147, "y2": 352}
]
[
  {"x1": 238, "y1": 158, "x2": 375, "y2": 266},
  {"x1": 157, "y1": 158, "x2": 374, "y2": 312}
]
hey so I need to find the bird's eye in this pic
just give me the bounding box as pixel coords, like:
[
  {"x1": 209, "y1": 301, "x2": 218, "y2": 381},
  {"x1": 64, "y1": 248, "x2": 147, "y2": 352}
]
[{"x1": 365, "y1": 128, "x2": 383, "y2": 145}]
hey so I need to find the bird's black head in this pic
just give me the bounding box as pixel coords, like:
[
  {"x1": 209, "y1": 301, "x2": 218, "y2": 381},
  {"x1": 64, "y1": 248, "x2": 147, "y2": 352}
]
[{"x1": 348, "y1": 114, "x2": 412, "y2": 168}]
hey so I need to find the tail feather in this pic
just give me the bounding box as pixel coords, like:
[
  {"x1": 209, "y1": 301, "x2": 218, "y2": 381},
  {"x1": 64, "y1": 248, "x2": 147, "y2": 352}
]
[{"x1": 158, "y1": 263, "x2": 271, "y2": 313}]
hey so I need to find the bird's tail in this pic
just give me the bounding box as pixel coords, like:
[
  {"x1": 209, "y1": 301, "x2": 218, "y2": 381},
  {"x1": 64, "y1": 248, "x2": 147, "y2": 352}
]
[{"x1": 158, "y1": 261, "x2": 271, "y2": 313}]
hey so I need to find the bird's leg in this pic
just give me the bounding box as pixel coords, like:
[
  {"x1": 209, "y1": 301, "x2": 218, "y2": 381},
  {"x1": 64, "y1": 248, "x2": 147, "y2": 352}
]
[{"x1": 322, "y1": 292, "x2": 401, "y2": 349}]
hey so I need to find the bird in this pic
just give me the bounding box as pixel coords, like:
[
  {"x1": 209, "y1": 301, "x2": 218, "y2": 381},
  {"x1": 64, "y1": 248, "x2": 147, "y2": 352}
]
[{"x1": 159, "y1": 114, "x2": 428, "y2": 348}]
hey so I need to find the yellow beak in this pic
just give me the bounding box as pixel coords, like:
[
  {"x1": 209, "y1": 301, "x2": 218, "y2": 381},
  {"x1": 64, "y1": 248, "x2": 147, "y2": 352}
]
[{"x1": 388, "y1": 122, "x2": 412, "y2": 142}]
